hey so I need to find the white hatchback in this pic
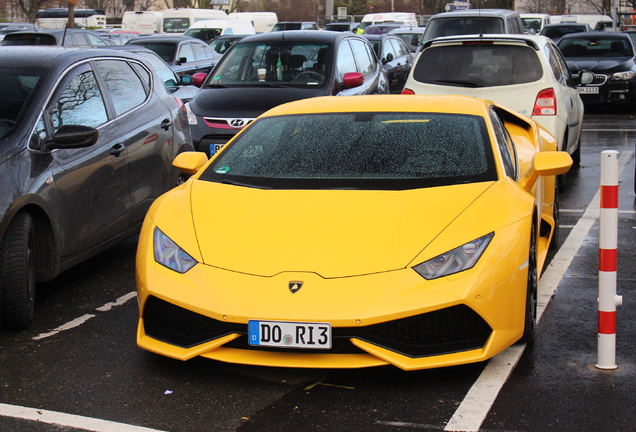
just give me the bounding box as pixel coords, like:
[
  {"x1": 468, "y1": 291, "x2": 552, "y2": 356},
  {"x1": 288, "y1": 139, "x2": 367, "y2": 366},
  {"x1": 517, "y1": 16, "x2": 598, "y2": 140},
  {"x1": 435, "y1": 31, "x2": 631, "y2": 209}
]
[{"x1": 402, "y1": 34, "x2": 584, "y2": 166}]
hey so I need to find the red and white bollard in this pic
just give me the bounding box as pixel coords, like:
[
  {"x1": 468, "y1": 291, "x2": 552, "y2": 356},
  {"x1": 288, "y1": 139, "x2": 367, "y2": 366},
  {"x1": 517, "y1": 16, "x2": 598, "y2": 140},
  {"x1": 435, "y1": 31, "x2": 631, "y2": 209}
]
[{"x1": 597, "y1": 150, "x2": 623, "y2": 370}]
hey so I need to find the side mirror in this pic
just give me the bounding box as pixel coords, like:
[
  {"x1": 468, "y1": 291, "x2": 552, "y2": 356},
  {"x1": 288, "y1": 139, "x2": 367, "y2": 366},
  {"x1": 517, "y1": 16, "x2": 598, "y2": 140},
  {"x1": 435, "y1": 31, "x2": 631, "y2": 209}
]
[
  {"x1": 521, "y1": 151, "x2": 572, "y2": 191},
  {"x1": 177, "y1": 56, "x2": 187, "y2": 65},
  {"x1": 342, "y1": 72, "x2": 364, "y2": 89},
  {"x1": 45, "y1": 125, "x2": 98, "y2": 150},
  {"x1": 173, "y1": 151, "x2": 209, "y2": 175},
  {"x1": 192, "y1": 72, "x2": 207, "y2": 87},
  {"x1": 180, "y1": 74, "x2": 192, "y2": 85},
  {"x1": 579, "y1": 71, "x2": 594, "y2": 85},
  {"x1": 383, "y1": 52, "x2": 394, "y2": 64}
]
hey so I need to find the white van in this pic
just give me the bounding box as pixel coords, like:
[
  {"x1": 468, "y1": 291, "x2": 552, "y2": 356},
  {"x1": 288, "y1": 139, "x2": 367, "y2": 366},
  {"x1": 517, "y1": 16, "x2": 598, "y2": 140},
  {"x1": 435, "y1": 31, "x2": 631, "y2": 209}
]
[
  {"x1": 558, "y1": 14, "x2": 613, "y2": 30},
  {"x1": 228, "y1": 12, "x2": 277, "y2": 33},
  {"x1": 520, "y1": 13, "x2": 551, "y2": 33},
  {"x1": 122, "y1": 11, "x2": 163, "y2": 34},
  {"x1": 358, "y1": 12, "x2": 418, "y2": 32},
  {"x1": 183, "y1": 19, "x2": 255, "y2": 43},
  {"x1": 162, "y1": 8, "x2": 227, "y2": 35}
]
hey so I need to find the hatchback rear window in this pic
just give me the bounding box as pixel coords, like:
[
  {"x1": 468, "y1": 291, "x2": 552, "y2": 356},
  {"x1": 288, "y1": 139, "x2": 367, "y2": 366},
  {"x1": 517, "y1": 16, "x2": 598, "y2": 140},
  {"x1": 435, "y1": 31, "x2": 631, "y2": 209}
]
[{"x1": 413, "y1": 44, "x2": 542, "y2": 87}]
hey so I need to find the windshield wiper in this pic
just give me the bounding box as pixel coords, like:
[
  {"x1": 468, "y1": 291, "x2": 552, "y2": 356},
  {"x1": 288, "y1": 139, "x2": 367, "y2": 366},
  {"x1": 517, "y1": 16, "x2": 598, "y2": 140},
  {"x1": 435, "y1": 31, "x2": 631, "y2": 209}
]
[
  {"x1": 220, "y1": 178, "x2": 270, "y2": 189},
  {"x1": 433, "y1": 79, "x2": 481, "y2": 87}
]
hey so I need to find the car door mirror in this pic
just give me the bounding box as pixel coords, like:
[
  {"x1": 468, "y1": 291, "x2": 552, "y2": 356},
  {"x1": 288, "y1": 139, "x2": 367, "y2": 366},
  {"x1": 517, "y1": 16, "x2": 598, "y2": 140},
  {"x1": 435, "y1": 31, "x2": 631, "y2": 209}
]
[
  {"x1": 45, "y1": 125, "x2": 99, "y2": 150},
  {"x1": 180, "y1": 74, "x2": 192, "y2": 85},
  {"x1": 173, "y1": 151, "x2": 209, "y2": 175},
  {"x1": 383, "y1": 52, "x2": 394, "y2": 64},
  {"x1": 192, "y1": 72, "x2": 207, "y2": 87},
  {"x1": 342, "y1": 72, "x2": 364, "y2": 88},
  {"x1": 177, "y1": 56, "x2": 187, "y2": 65},
  {"x1": 579, "y1": 71, "x2": 594, "y2": 85}
]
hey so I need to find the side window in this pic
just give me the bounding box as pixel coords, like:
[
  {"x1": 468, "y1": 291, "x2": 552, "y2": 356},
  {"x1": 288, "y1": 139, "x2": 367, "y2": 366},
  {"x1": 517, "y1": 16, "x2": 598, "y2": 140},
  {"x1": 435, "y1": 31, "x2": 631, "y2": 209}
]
[
  {"x1": 192, "y1": 42, "x2": 212, "y2": 60},
  {"x1": 546, "y1": 42, "x2": 573, "y2": 87},
  {"x1": 66, "y1": 34, "x2": 85, "y2": 46},
  {"x1": 50, "y1": 67, "x2": 108, "y2": 131},
  {"x1": 179, "y1": 43, "x2": 195, "y2": 62},
  {"x1": 489, "y1": 107, "x2": 517, "y2": 180},
  {"x1": 382, "y1": 39, "x2": 395, "y2": 60},
  {"x1": 390, "y1": 39, "x2": 408, "y2": 57},
  {"x1": 336, "y1": 39, "x2": 358, "y2": 80},
  {"x1": 86, "y1": 33, "x2": 108, "y2": 46},
  {"x1": 131, "y1": 62, "x2": 152, "y2": 90},
  {"x1": 95, "y1": 59, "x2": 147, "y2": 116},
  {"x1": 350, "y1": 38, "x2": 374, "y2": 76}
]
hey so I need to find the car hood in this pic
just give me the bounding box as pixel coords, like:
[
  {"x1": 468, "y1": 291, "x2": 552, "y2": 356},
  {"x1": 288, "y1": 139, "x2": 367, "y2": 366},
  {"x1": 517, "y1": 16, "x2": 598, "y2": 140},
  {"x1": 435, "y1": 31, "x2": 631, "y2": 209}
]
[
  {"x1": 566, "y1": 57, "x2": 634, "y2": 73},
  {"x1": 188, "y1": 180, "x2": 494, "y2": 278},
  {"x1": 189, "y1": 86, "x2": 328, "y2": 118}
]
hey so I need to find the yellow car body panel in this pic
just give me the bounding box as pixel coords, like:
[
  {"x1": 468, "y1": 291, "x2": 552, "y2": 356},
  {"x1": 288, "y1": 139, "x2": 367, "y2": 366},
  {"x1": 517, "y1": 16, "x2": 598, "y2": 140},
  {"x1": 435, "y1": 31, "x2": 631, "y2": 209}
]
[{"x1": 136, "y1": 94, "x2": 570, "y2": 370}]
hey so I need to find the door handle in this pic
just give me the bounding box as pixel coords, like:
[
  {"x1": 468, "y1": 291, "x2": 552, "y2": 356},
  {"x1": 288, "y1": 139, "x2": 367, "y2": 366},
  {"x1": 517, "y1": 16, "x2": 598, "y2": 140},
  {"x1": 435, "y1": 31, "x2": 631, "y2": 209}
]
[
  {"x1": 161, "y1": 118, "x2": 172, "y2": 131},
  {"x1": 110, "y1": 142, "x2": 125, "y2": 156}
]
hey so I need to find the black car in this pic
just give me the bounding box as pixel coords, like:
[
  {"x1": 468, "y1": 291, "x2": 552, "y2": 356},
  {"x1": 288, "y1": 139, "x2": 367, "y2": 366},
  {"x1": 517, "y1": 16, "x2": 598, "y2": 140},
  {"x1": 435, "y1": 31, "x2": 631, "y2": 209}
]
[
  {"x1": 323, "y1": 22, "x2": 359, "y2": 32},
  {"x1": 209, "y1": 34, "x2": 250, "y2": 57},
  {"x1": 0, "y1": 47, "x2": 194, "y2": 330},
  {"x1": 558, "y1": 32, "x2": 636, "y2": 109},
  {"x1": 185, "y1": 31, "x2": 389, "y2": 156},
  {"x1": 126, "y1": 35, "x2": 220, "y2": 76},
  {"x1": 272, "y1": 21, "x2": 318, "y2": 31},
  {"x1": 362, "y1": 33, "x2": 413, "y2": 93},
  {"x1": 1, "y1": 28, "x2": 110, "y2": 46}
]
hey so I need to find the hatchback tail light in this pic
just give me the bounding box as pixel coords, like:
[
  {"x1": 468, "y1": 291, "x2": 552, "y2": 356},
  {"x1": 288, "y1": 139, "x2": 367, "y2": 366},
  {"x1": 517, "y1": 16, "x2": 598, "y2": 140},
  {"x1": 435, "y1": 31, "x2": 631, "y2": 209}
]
[
  {"x1": 173, "y1": 94, "x2": 187, "y2": 114},
  {"x1": 532, "y1": 88, "x2": 556, "y2": 116}
]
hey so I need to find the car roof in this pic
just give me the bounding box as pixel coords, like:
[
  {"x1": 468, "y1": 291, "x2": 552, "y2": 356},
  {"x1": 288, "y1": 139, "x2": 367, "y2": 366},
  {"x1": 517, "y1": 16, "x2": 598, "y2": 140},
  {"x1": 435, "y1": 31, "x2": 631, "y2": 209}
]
[
  {"x1": 361, "y1": 33, "x2": 401, "y2": 41},
  {"x1": 429, "y1": 9, "x2": 520, "y2": 19},
  {"x1": 390, "y1": 27, "x2": 426, "y2": 34},
  {"x1": 422, "y1": 33, "x2": 547, "y2": 49},
  {"x1": 543, "y1": 23, "x2": 589, "y2": 27},
  {"x1": 234, "y1": 30, "x2": 354, "y2": 43},
  {"x1": 0, "y1": 46, "x2": 151, "y2": 68},
  {"x1": 261, "y1": 94, "x2": 494, "y2": 118},
  {"x1": 558, "y1": 31, "x2": 630, "y2": 41}
]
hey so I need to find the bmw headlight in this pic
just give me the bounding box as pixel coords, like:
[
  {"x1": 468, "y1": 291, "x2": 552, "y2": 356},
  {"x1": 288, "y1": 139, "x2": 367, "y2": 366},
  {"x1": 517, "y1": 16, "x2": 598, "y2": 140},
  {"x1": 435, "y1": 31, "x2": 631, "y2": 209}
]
[
  {"x1": 153, "y1": 228, "x2": 197, "y2": 273},
  {"x1": 413, "y1": 233, "x2": 494, "y2": 280},
  {"x1": 184, "y1": 102, "x2": 198, "y2": 125},
  {"x1": 612, "y1": 71, "x2": 635, "y2": 81}
]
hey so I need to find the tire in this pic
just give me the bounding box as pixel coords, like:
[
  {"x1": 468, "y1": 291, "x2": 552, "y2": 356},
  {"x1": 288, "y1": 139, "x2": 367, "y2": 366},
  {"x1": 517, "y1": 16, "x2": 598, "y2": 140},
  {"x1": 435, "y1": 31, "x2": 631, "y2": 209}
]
[
  {"x1": 0, "y1": 213, "x2": 36, "y2": 330},
  {"x1": 571, "y1": 139, "x2": 581, "y2": 167},
  {"x1": 522, "y1": 221, "x2": 538, "y2": 344},
  {"x1": 550, "y1": 185, "x2": 560, "y2": 251}
]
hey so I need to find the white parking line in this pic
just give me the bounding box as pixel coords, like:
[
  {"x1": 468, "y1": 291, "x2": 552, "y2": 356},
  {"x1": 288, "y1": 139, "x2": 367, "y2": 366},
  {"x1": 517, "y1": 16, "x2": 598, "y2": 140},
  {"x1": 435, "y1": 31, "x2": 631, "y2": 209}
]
[
  {"x1": 444, "y1": 151, "x2": 632, "y2": 432},
  {"x1": 0, "y1": 403, "x2": 167, "y2": 432}
]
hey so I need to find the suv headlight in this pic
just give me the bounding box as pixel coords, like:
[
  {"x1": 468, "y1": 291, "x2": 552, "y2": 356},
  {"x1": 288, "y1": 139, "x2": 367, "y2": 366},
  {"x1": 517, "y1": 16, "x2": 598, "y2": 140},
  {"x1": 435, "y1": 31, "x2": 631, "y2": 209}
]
[
  {"x1": 413, "y1": 233, "x2": 494, "y2": 280},
  {"x1": 612, "y1": 71, "x2": 635, "y2": 81},
  {"x1": 153, "y1": 228, "x2": 197, "y2": 273}
]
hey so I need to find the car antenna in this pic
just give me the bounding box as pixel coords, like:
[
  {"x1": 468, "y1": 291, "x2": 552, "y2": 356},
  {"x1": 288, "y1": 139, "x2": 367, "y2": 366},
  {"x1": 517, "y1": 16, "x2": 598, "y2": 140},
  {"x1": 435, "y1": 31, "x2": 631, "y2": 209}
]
[
  {"x1": 62, "y1": 25, "x2": 68, "y2": 46},
  {"x1": 478, "y1": 2, "x2": 484, "y2": 37}
]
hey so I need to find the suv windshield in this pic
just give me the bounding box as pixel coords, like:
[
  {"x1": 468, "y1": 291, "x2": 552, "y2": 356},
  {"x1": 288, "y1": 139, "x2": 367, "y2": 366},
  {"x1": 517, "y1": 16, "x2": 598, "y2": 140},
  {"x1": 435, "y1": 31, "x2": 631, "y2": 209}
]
[
  {"x1": 208, "y1": 41, "x2": 330, "y2": 87},
  {"x1": 0, "y1": 67, "x2": 45, "y2": 140},
  {"x1": 425, "y1": 17, "x2": 505, "y2": 39},
  {"x1": 200, "y1": 112, "x2": 496, "y2": 190},
  {"x1": 413, "y1": 44, "x2": 542, "y2": 87}
]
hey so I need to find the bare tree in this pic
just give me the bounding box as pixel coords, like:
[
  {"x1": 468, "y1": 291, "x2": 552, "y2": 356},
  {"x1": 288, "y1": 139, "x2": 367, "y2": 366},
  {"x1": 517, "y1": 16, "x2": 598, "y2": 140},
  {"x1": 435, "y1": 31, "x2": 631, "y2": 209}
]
[{"x1": 16, "y1": 0, "x2": 50, "y2": 23}]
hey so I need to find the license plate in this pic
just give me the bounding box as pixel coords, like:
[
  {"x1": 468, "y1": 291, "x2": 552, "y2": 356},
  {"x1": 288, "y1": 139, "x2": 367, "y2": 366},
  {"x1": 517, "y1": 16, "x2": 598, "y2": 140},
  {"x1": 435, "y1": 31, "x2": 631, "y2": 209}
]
[
  {"x1": 210, "y1": 143, "x2": 225, "y2": 155},
  {"x1": 248, "y1": 320, "x2": 332, "y2": 349},
  {"x1": 578, "y1": 86, "x2": 599, "y2": 94}
]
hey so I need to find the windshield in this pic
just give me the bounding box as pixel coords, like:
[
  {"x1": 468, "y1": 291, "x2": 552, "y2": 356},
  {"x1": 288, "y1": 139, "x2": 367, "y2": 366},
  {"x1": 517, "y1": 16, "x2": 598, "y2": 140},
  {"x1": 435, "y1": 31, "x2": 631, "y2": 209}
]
[
  {"x1": 558, "y1": 37, "x2": 633, "y2": 57},
  {"x1": 425, "y1": 17, "x2": 505, "y2": 39},
  {"x1": 414, "y1": 44, "x2": 542, "y2": 87},
  {"x1": 208, "y1": 41, "x2": 330, "y2": 87},
  {"x1": 183, "y1": 27, "x2": 222, "y2": 43},
  {"x1": 200, "y1": 112, "x2": 496, "y2": 190},
  {"x1": 131, "y1": 42, "x2": 176, "y2": 62},
  {"x1": 163, "y1": 17, "x2": 190, "y2": 33},
  {"x1": 0, "y1": 67, "x2": 46, "y2": 140}
]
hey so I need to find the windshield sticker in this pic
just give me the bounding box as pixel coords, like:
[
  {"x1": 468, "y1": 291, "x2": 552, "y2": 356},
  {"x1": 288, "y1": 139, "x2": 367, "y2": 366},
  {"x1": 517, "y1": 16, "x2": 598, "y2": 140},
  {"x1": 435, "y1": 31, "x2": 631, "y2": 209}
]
[
  {"x1": 241, "y1": 146, "x2": 263, "y2": 157},
  {"x1": 215, "y1": 166, "x2": 231, "y2": 174},
  {"x1": 213, "y1": 75, "x2": 221, "y2": 80}
]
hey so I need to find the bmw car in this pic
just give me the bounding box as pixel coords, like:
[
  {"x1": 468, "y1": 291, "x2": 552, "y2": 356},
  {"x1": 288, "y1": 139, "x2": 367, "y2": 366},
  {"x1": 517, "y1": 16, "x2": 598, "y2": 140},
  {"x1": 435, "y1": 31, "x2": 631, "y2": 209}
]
[
  {"x1": 135, "y1": 95, "x2": 571, "y2": 370},
  {"x1": 558, "y1": 32, "x2": 636, "y2": 109}
]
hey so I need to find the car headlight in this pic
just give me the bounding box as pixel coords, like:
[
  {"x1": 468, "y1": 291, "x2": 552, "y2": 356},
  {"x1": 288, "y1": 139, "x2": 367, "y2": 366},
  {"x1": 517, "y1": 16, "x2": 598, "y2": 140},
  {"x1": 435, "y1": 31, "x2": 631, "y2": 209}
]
[
  {"x1": 612, "y1": 71, "x2": 635, "y2": 81},
  {"x1": 153, "y1": 228, "x2": 197, "y2": 273},
  {"x1": 413, "y1": 233, "x2": 494, "y2": 280},
  {"x1": 184, "y1": 102, "x2": 198, "y2": 125}
]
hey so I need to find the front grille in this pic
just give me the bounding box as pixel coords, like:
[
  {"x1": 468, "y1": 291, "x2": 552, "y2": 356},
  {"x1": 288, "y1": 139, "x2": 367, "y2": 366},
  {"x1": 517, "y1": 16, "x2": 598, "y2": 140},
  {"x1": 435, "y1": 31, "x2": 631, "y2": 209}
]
[
  {"x1": 143, "y1": 296, "x2": 242, "y2": 348},
  {"x1": 574, "y1": 73, "x2": 607, "y2": 85},
  {"x1": 143, "y1": 297, "x2": 492, "y2": 358}
]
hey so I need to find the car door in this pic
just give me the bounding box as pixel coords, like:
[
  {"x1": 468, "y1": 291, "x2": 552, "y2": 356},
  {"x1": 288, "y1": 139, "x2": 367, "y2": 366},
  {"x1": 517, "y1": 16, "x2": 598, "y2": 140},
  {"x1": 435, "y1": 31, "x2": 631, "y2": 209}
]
[
  {"x1": 191, "y1": 41, "x2": 218, "y2": 74},
  {"x1": 546, "y1": 42, "x2": 583, "y2": 153},
  {"x1": 34, "y1": 61, "x2": 131, "y2": 261},
  {"x1": 93, "y1": 58, "x2": 178, "y2": 224},
  {"x1": 336, "y1": 38, "x2": 388, "y2": 95}
]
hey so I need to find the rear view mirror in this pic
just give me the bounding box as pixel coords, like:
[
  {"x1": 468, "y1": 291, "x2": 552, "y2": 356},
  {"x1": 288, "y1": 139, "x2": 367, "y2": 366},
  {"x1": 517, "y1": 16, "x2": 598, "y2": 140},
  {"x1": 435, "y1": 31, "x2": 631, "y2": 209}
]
[
  {"x1": 46, "y1": 125, "x2": 98, "y2": 150},
  {"x1": 180, "y1": 75, "x2": 192, "y2": 85},
  {"x1": 342, "y1": 72, "x2": 364, "y2": 89}
]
